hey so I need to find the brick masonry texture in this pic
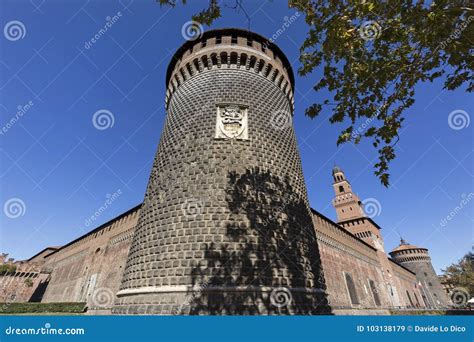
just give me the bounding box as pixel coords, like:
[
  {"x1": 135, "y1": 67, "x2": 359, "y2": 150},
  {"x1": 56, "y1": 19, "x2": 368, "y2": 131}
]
[
  {"x1": 38, "y1": 206, "x2": 140, "y2": 313},
  {"x1": 114, "y1": 61, "x2": 330, "y2": 314}
]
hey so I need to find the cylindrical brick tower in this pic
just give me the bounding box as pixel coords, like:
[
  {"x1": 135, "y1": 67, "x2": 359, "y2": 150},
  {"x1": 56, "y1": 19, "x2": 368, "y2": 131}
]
[
  {"x1": 114, "y1": 28, "x2": 329, "y2": 315},
  {"x1": 389, "y1": 239, "x2": 450, "y2": 308}
]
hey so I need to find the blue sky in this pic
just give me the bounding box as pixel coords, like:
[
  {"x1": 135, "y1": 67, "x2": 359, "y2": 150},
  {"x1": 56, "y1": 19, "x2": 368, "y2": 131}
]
[{"x1": 0, "y1": 0, "x2": 472, "y2": 273}]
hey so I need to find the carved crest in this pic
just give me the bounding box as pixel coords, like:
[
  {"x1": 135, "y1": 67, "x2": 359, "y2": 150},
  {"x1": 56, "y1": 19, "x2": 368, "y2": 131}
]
[{"x1": 215, "y1": 105, "x2": 248, "y2": 140}]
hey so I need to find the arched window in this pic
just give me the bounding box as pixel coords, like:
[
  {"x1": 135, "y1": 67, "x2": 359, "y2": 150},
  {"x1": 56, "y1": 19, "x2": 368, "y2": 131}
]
[
  {"x1": 192, "y1": 59, "x2": 200, "y2": 72},
  {"x1": 186, "y1": 63, "x2": 193, "y2": 76},
  {"x1": 202, "y1": 55, "x2": 209, "y2": 69},
  {"x1": 339, "y1": 185, "x2": 344, "y2": 193},
  {"x1": 249, "y1": 56, "x2": 257, "y2": 70},
  {"x1": 230, "y1": 52, "x2": 238, "y2": 66},
  {"x1": 210, "y1": 54, "x2": 218, "y2": 67},
  {"x1": 240, "y1": 53, "x2": 248, "y2": 68},
  {"x1": 264, "y1": 64, "x2": 273, "y2": 77},
  {"x1": 272, "y1": 70, "x2": 279, "y2": 82},
  {"x1": 257, "y1": 59, "x2": 265, "y2": 73},
  {"x1": 220, "y1": 52, "x2": 228, "y2": 66}
]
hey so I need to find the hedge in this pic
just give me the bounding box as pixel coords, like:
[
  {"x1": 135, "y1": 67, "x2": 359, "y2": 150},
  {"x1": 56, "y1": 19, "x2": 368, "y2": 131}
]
[{"x1": 0, "y1": 302, "x2": 86, "y2": 314}]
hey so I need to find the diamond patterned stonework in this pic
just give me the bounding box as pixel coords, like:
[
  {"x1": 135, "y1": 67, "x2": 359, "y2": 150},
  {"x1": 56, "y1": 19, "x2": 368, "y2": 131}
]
[{"x1": 113, "y1": 28, "x2": 330, "y2": 315}]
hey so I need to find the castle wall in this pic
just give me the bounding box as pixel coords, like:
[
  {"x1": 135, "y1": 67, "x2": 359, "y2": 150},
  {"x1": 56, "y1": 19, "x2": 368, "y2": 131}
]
[
  {"x1": 312, "y1": 212, "x2": 391, "y2": 314},
  {"x1": 390, "y1": 248, "x2": 450, "y2": 308},
  {"x1": 0, "y1": 272, "x2": 49, "y2": 304},
  {"x1": 41, "y1": 206, "x2": 140, "y2": 312},
  {"x1": 339, "y1": 218, "x2": 383, "y2": 249},
  {"x1": 1, "y1": 201, "x2": 435, "y2": 315},
  {"x1": 312, "y1": 211, "x2": 426, "y2": 314},
  {"x1": 388, "y1": 260, "x2": 425, "y2": 308}
]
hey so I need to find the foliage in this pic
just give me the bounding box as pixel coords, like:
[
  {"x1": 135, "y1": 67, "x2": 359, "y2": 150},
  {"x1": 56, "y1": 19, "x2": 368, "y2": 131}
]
[
  {"x1": 0, "y1": 264, "x2": 17, "y2": 276},
  {"x1": 441, "y1": 251, "x2": 474, "y2": 296},
  {"x1": 159, "y1": 0, "x2": 473, "y2": 186},
  {"x1": 24, "y1": 278, "x2": 33, "y2": 287},
  {"x1": 0, "y1": 302, "x2": 86, "y2": 314}
]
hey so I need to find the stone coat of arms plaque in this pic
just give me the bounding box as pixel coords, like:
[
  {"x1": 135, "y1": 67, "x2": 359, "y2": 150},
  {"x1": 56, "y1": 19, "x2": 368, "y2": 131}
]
[{"x1": 215, "y1": 105, "x2": 248, "y2": 140}]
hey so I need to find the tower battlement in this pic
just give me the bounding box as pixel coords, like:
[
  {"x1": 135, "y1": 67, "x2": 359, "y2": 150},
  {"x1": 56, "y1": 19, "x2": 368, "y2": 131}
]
[{"x1": 165, "y1": 28, "x2": 295, "y2": 110}]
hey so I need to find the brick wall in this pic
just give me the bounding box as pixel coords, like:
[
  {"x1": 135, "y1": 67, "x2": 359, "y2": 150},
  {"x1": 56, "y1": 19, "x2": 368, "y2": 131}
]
[{"x1": 40, "y1": 206, "x2": 140, "y2": 312}]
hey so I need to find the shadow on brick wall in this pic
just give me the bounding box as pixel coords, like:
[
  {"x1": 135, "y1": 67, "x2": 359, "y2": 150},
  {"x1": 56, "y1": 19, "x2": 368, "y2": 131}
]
[{"x1": 189, "y1": 167, "x2": 331, "y2": 315}]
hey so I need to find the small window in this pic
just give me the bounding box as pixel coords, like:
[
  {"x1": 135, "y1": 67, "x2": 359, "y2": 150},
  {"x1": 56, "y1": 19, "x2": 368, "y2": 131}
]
[
  {"x1": 201, "y1": 40, "x2": 207, "y2": 48},
  {"x1": 345, "y1": 273, "x2": 359, "y2": 305},
  {"x1": 424, "y1": 272, "x2": 428, "y2": 276},
  {"x1": 216, "y1": 36, "x2": 222, "y2": 44},
  {"x1": 339, "y1": 185, "x2": 344, "y2": 193},
  {"x1": 428, "y1": 282, "x2": 432, "y2": 286},
  {"x1": 231, "y1": 34, "x2": 237, "y2": 44},
  {"x1": 247, "y1": 38, "x2": 253, "y2": 47}
]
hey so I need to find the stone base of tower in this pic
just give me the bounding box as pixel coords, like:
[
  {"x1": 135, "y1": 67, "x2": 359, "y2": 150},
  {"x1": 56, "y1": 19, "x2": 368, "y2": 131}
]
[{"x1": 112, "y1": 286, "x2": 331, "y2": 315}]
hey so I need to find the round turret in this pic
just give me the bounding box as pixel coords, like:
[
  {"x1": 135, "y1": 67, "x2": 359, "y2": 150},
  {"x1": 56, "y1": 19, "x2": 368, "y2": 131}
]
[
  {"x1": 114, "y1": 28, "x2": 328, "y2": 315},
  {"x1": 390, "y1": 239, "x2": 450, "y2": 308}
]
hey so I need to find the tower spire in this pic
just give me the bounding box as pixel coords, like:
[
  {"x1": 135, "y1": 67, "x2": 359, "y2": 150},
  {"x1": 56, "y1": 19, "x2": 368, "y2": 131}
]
[
  {"x1": 331, "y1": 167, "x2": 364, "y2": 222},
  {"x1": 331, "y1": 167, "x2": 384, "y2": 250}
]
